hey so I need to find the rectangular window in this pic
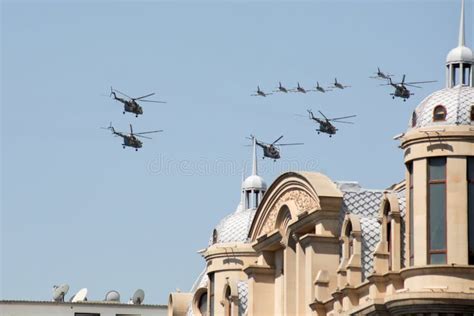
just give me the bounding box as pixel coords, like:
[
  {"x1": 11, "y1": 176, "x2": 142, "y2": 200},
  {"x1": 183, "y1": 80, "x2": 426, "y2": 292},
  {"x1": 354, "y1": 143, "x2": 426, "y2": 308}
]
[
  {"x1": 408, "y1": 163, "x2": 414, "y2": 266},
  {"x1": 468, "y1": 157, "x2": 474, "y2": 265},
  {"x1": 428, "y1": 157, "x2": 447, "y2": 264},
  {"x1": 209, "y1": 273, "x2": 215, "y2": 316}
]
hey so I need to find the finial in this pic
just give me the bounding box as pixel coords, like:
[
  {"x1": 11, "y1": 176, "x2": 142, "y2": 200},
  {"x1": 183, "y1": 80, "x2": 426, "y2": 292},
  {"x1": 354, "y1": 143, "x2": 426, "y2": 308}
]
[
  {"x1": 252, "y1": 136, "x2": 258, "y2": 176},
  {"x1": 459, "y1": 0, "x2": 465, "y2": 47}
]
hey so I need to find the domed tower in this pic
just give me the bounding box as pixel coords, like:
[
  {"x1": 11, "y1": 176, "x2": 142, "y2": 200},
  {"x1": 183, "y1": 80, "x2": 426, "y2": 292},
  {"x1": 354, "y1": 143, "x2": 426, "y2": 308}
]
[
  {"x1": 241, "y1": 137, "x2": 267, "y2": 211},
  {"x1": 401, "y1": 0, "x2": 474, "y2": 268}
]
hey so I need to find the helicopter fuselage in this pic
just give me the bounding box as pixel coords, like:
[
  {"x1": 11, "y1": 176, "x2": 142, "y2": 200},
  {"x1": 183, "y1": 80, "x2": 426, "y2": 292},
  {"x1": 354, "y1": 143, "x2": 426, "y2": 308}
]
[
  {"x1": 122, "y1": 135, "x2": 143, "y2": 149},
  {"x1": 313, "y1": 119, "x2": 337, "y2": 135},
  {"x1": 124, "y1": 101, "x2": 143, "y2": 116},
  {"x1": 392, "y1": 84, "x2": 411, "y2": 100},
  {"x1": 262, "y1": 145, "x2": 281, "y2": 160}
]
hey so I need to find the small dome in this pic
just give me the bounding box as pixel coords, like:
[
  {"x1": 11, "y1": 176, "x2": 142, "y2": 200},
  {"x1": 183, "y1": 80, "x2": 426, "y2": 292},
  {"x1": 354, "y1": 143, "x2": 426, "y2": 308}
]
[
  {"x1": 242, "y1": 175, "x2": 267, "y2": 190},
  {"x1": 408, "y1": 85, "x2": 474, "y2": 129},
  {"x1": 208, "y1": 208, "x2": 256, "y2": 246},
  {"x1": 446, "y1": 45, "x2": 474, "y2": 63}
]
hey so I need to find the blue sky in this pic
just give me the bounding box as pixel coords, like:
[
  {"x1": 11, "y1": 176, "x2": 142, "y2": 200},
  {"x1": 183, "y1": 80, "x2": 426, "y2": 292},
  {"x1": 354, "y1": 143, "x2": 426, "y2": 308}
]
[{"x1": 1, "y1": 0, "x2": 471, "y2": 305}]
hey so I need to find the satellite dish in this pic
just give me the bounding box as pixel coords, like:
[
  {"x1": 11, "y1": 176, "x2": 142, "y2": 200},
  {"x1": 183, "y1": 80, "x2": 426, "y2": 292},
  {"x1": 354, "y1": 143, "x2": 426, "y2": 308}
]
[
  {"x1": 52, "y1": 284, "x2": 69, "y2": 302},
  {"x1": 105, "y1": 290, "x2": 120, "y2": 302},
  {"x1": 132, "y1": 289, "x2": 145, "y2": 305},
  {"x1": 71, "y1": 288, "x2": 88, "y2": 302}
]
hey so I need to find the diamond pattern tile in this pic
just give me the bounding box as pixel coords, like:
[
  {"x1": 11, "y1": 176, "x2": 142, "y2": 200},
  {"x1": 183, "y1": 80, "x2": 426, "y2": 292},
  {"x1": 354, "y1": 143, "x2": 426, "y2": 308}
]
[
  {"x1": 397, "y1": 189, "x2": 407, "y2": 268},
  {"x1": 237, "y1": 280, "x2": 248, "y2": 315},
  {"x1": 409, "y1": 86, "x2": 474, "y2": 129},
  {"x1": 208, "y1": 209, "x2": 256, "y2": 246},
  {"x1": 360, "y1": 217, "x2": 381, "y2": 279}
]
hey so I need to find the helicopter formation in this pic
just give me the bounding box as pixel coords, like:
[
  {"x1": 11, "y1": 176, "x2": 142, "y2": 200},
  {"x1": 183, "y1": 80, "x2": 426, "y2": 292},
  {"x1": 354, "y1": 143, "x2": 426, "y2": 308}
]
[
  {"x1": 101, "y1": 67, "x2": 436, "y2": 155},
  {"x1": 369, "y1": 67, "x2": 437, "y2": 101},
  {"x1": 103, "y1": 87, "x2": 165, "y2": 150},
  {"x1": 252, "y1": 78, "x2": 352, "y2": 97}
]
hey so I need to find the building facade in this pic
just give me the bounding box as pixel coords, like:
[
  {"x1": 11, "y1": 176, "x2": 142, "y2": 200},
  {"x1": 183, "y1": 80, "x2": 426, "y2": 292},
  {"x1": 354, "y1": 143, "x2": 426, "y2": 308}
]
[{"x1": 168, "y1": 1, "x2": 474, "y2": 315}]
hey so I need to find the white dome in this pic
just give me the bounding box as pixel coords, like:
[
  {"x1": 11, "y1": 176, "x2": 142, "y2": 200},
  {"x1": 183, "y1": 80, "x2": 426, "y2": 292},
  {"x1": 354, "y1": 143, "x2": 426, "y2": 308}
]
[
  {"x1": 446, "y1": 45, "x2": 474, "y2": 63},
  {"x1": 408, "y1": 85, "x2": 474, "y2": 129},
  {"x1": 209, "y1": 208, "x2": 256, "y2": 245},
  {"x1": 242, "y1": 175, "x2": 267, "y2": 190}
]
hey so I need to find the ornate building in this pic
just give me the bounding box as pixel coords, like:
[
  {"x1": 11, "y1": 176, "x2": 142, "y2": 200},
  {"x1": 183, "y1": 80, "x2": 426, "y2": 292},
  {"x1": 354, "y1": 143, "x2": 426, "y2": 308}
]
[{"x1": 168, "y1": 1, "x2": 474, "y2": 315}]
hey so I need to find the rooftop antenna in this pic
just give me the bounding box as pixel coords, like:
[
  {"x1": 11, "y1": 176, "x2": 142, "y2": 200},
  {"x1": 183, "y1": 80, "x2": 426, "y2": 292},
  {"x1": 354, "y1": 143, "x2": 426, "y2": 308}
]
[
  {"x1": 131, "y1": 289, "x2": 145, "y2": 305},
  {"x1": 104, "y1": 290, "x2": 121, "y2": 302},
  {"x1": 52, "y1": 284, "x2": 69, "y2": 302},
  {"x1": 71, "y1": 288, "x2": 88, "y2": 302}
]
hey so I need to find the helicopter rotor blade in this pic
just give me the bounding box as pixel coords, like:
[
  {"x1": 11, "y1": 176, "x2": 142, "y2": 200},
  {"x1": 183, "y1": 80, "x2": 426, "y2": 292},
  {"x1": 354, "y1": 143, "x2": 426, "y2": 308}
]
[
  {"x1": 272, "y1": 135, "x2": 284, "y2": 145},
  {"x1": 404, "y1": 80, "x2": 437, "y2": 85},
  {"x1": 135, "y1": 134, "x2": 152, "y2": 139},
  {"x1": 318, "y1": 111, "x2": 329, "y2": 121},
  {"x1": 332, "y1": 120, "x2": 354, "y2": 124},
  {"x1": 130, "y1": 124, "x2": 134, "y2": 135},
  {"x1": 135, "y1": 130, "x2": 164, "y2": 135},
  {"x1": 138, "y1": 99, "x2": 167, "y2": 103},
  {"x1": 113, "y1": 88, "x2": 132, "y2": 99},
  {"x1": 133, "y1": 93, "x2": 156, "y2": 100},
  {"x1": 329, "y1": 115, "x2": 357, "y2": 121},
  {"x1": 404, "y1": 84, "x2": 422, "y2": 88},
  {"x1": 277, "y1": 143, "x2": 304, "y2": 146}
]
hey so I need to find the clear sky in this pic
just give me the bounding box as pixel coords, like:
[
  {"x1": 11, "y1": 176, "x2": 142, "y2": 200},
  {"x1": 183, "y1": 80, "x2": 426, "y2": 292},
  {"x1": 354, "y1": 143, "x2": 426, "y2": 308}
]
[{"x1": 1, "y1": 0, "x2": 471, "y2": 305}]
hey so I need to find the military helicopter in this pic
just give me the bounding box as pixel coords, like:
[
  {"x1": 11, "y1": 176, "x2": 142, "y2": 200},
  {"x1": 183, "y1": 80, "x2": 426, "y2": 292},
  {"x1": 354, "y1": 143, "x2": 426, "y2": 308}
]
[
  {"x1": 103, "y1": 123, "x2": 163, "y2": 151},
  {"x1": 251, "y1": 86, "x2": 272, "y2": 97},
  {"x1": 248, "y1": 135, "x2": 303, "y2": 161},
  {"x1": 314, "y1": 82, "x2": 332, "y2": 93},
  {"x1": 381, "y1": 75, "x2": 437, "y2": 101},
  {"x1": 306, "y1": 110, "x2": 356, "y2": 137},
  {"x1": 370, "y1": 67, "x2": 393, "y2": 80},
  {"x1": 110, "y1": 87, "x2": 166, "y2": 117},
  {"x1": 331, "y1": 78, "x2": 351, "y2": 90},
  {"x1": 273, "y1": 82, "x2": 290, "y2": 93},
  {"x1": 292, "y1": 82, "x2": 310, "y2": 94}
]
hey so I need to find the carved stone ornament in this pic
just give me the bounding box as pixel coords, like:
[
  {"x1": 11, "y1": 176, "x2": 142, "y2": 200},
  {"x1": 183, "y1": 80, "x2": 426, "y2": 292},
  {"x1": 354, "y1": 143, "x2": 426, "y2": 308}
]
[{"x1": 261, "y1": 189, "x2": 319, "y2": 235}]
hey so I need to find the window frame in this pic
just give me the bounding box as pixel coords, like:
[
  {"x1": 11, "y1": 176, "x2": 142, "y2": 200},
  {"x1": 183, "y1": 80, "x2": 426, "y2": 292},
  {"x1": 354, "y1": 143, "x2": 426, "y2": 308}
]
[
  {"x1": 468, "y1": 157, "x2": 474, "y2": 265},
  {"x1": 408, "y1": 162, "x2": 414, "y2": 266},
  {"x1": 427, "y1": 157, "x2": 447, "y2": 264}
]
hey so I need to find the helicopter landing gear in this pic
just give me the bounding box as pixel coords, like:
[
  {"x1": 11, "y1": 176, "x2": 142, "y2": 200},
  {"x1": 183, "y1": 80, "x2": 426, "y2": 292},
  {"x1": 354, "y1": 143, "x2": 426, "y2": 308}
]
[
  {"x1": 403, "y1": 99, "x2": 406, "y2": 102},
  {"x1": 329, "y1": 135, "x2": 332, "y2": 138},
  {"x1": 123, "y1": 111, "x2": 126, "y2": 114},
  {"x1": 123, "y1": 145, "x2": 126, "y2": 149},
  {"x1": 136, "y1": 114, "x2": 139, "y2": 117},
  {"x1": 135, "y1": 148, "x2": 138, "y2": 151},
  {"x1": 392, "y1": 96, "x2": 395, "y2": 99}
]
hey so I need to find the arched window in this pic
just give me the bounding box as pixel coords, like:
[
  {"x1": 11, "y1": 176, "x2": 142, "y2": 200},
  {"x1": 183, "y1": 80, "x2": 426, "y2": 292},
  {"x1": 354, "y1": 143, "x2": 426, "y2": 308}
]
[
  {"x1": 224, "y1": 286, "x2": 231, "y2": 316},
  {"x1": 411, "y1": 111, "x2": 417, "y2": 127},
  {"x1": 198, "y1": 291, "x2": 208, "y2": 316},
  {"x1": 433, "y1": 105, "x2": 447, "y2": 121},
  {"x1": 212, "y1": 229, "x2": 218, "y2": 244},
  {"x1": 384, "y1": 203, "x2": 392, "y2": 271},
  {"x1": 345, "y1": 221, "x2": 354, "y2": 257},
  {"x1": 470, "y1": 106, "x2": 474, "y2": 121}
]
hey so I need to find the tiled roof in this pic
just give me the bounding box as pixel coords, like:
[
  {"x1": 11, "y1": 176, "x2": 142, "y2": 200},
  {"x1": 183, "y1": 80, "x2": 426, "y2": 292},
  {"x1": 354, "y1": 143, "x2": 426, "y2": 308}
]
[
  {"x1": 337, "y1": 182, "x2": 384, "y2": 280},
  {"x1": 410, "y1": 85, "x2": 474, "y2": 129},
  {"x1": 209, "y1": 208, "x2": 256, "y2": 246},
  {"x1": 360, "y1": 217, "x2": 381, "y2": 278}
]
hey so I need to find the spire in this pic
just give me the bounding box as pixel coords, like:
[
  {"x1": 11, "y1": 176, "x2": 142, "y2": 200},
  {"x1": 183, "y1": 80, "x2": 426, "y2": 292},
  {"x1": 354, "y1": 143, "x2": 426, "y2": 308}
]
[
  {"x1": 252, "y1": 136, "x2": 258, "y2": 176},
  {"x1": 458, "y1": 0, "x2": 465, "y2": 47}
]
